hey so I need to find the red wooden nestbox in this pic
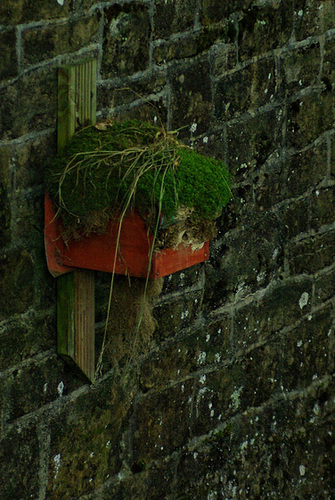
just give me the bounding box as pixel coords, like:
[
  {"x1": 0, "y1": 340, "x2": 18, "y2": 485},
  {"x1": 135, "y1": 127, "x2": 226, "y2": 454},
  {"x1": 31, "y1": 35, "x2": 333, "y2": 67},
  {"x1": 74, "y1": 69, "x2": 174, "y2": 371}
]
[{"x1": 45, "y1": 193, "x2": 209, "y2": 279}]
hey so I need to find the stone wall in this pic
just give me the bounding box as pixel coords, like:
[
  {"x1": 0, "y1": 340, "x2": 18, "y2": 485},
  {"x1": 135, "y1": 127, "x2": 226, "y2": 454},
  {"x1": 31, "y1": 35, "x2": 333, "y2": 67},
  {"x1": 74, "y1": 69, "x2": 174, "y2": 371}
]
[{"x1": 1, "y1": 0, "x2": 335, "y2": 498}]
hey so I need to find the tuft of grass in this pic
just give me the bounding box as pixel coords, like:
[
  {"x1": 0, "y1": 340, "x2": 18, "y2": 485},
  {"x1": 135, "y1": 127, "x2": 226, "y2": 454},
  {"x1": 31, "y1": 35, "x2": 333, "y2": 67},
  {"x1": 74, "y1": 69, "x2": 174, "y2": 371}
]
[{"x1": 45, "y1": 119, "x2": 231, "y2": 239}]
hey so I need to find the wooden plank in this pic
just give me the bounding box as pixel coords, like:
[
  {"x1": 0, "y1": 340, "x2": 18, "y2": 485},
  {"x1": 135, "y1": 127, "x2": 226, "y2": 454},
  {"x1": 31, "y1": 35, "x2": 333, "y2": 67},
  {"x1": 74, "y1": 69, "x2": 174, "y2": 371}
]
[
  {"x1": 74, "y1": 270, "x2": 95, "y2": 382},
  {"x1": 57, "y1": 272, "x2": 75, "y2": 359},
  {"x1": 56, "y1": 59, "x2": 97, "y2": 382}
]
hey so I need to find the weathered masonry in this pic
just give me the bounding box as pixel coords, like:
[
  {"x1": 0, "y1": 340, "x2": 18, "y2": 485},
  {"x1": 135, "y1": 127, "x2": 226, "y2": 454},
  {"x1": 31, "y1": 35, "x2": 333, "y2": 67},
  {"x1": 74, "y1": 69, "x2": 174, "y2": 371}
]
[{"x1": 1, "y1": 1, "x2": 335, "y2": 498}]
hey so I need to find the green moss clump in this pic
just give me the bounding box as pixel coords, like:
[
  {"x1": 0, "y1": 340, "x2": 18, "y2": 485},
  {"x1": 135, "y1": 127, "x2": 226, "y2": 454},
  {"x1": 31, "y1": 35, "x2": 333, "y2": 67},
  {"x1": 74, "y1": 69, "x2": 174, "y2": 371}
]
[{"x1": 45, "y1": 119, "x2": 231, "y2": 238}]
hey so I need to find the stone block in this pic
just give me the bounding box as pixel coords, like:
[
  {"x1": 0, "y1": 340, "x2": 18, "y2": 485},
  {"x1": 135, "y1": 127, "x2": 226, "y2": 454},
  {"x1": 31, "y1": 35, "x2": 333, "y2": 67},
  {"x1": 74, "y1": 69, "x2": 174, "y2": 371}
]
[
  {"x1": 204, "y1": 213, "x2": 286, "y2": 308},
  {"x1": 0, "y1": 69, "x2": 57, "y2": 141},
  {"x1": 140, "y1": 315, "x2": 231, "y2": 391},
  {"x1": 200, "y1": 0, "x2": 253, "y2": 25},
  {"x1": 177, "y1": 378, "x2": 335, "y2": 498},
  {"x1": 82, "y1": 455, "x2": 177, "y2": 499},
  {"x1": 295, "y1": 0, "x2": 335, "y2": 41},
  {"x1": 0, "y1": 312, "x2": 56, "y2": 371},
  {"x1": 283, "y1": 143, "x2": 328, "y2": 198},
  {"x1": 0, "y1": 29, "x2": 17, "y2": 80},
  {"x1": 287, "y1": 230, "x2": 335, "y2": 275},
  {"x1": 168, "y1": 57, "x2": 212, "y2": 137},
  {"x1": 162, "y1": 263, "x2": 203, "y2": 295},
  {"x1": 132, "y1": 380, "x2": 193, "y2": 462},
  {"x1": 22, "y1": 15, "x2": 100, "y2": 68},
  {"x1": 153, "y1": 289, "x2": 203, "y2": 340},
  {"x1": 153, "y1": 23, "x2": 234, "y2": 65},
  {"x1": 280, "y1": 306, "x2": 334, "y2": 392},
  {"x1": 0, "y1": 423, "x2": 39, "y2": 499},
  {"x1": 0, "y1": 0, "x2": 71, "y2": 25},
  {"x1": 0, "y1": 248, "x2": 34, "y2": 318},
  {"x1": 227, "y1": 109, "x2": 283, "y2": 182},
  {"x1": 192, "y1": 341, "x2": 281, "y2": 436},
  {"x1": 3, "y1": 355, "x2": 83, "y2": 424},
  {"x1": 8, "y1": 193, "x2": 43, "y2": 254},
  {"x1": 238, "y1": 0, "x2": 294, "y2": 61},
  {"x1": 97, "y1": 71, "x2": 167, "y2": 110},
  {"x1": 153, "y1": 0, "x2": 197, "y2": 39},
  {"x1": 215, "y1": 57, "x2": 276, "y2": 121},
  {"x1": 280, "y1": 42, "x2": 321, "y2": 93},
  {"x1": 227, "y1": 108, "x2": 282, "y2": 180},
  {"x1": 278, "y1": 197, "x2": 310, "y2": 240},
  {"x1": 310, "y1": 186, "x2": 335, "y2": 230},
  {"x1": 0, "y1": 163, "x2": 11, "y2": 248},
  {"x1": 111, "y1": 97, "x2": 169, "y2": 130},
  {"x1": 9, "y1": 132, "x2": 56, "y2": 191},
  {"x1": 315, "y1": 268, "x2": 335, "y2": 305},
  {"x1": 102, "y1": 4, "x2": 150, "y2": 78},
  {"x1": 287, "y1": 91, "x2": 335, "y2": 149},
  {"x1": 211, "y1": 42, "x2": 237, "y2": 75},
  {"x1": 47, "y1": 375, "x2": 137, "y2": 498},
  {"x1": 323, "y1": 37, "x2": 335, "y2": 89},
  {"x1": 233, "y1": 279, "x2": 313, "y2": 348},
  {"x1": 210, "y1": 181, "x2": 253, "y2": 236}
]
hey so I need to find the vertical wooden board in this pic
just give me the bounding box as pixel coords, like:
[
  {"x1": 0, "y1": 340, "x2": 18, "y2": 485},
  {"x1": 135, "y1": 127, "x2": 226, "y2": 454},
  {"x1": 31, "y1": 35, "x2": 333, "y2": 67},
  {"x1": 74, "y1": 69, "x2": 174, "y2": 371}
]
[
  {"x1": 74, "y1": 270, "x2": 95, "y2": 381},
  {"x1": 57, "y1": 272, "x2": 75, "y2": 359},
  {"x1": 56, "y1": 59, "x2": 97, "y2": 382}
]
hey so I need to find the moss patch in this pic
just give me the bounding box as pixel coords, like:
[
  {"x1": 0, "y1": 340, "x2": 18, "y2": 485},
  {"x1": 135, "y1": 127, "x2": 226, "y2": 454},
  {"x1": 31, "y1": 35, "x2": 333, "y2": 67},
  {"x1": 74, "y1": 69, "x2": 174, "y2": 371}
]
[{"x1": 45, "y1": 119, "x2": 231, "y2": 242}]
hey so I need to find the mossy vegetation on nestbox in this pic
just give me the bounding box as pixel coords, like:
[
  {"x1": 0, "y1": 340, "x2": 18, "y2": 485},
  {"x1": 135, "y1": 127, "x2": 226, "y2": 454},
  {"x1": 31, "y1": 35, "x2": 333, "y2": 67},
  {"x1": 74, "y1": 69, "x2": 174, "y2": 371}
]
[{"x1": 45, "y1": 119, "x2": 231, "y2": 245}]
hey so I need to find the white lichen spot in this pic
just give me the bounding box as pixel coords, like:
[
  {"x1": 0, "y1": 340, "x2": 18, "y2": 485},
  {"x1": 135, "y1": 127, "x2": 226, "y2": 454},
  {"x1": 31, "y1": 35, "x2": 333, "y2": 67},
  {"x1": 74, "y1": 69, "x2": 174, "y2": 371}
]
[
  {"x1": 203, "y1": 136, "x2": 209, "y2": 143},
  {"x1": 106, "y1": 440, "x2": 111, "y2": 449},
  {"x1": 53, "y1": 454, "x2": 61, "y2": 479},
  {"x1": 257, "y1": 271, "x2": 266, "y2": 282},
  {"x1": 272, "y1": 247, "x2": 280, "y2": 259},
  {"x1": 197, "y1": 352, "x2": 207, "y2": 365},
  {"x1": 299, "y1": 292, "x2": 309, "y2": 310},
  {"x1": 297, "y1": 340, "x2": 303, "y2": 348},
  {"x1": 181, "y1": 310, "x2": 189, "y2": 319},
  {"x1": 154, "y1": 115, "x2": 158, "y2": 123},
  {"x1": 240, "y1": 439, "x2": 249, "y2": 451},
  {"x1": 199, "y1": 374, "x2": 207, "y2": 385},
  {"x1": 315, "y1": 190, "x2": 320, "y2": 196},
  {"x1": 297, "y1": 9, "x2": 304, "y2": 17},
  {"x1": 193, "y1": 452, "x2": 198, "y2": 459},
  {"x1": 57, "y1": 381, "x2": 64, "y2": 397},
  {"x1": 190, "y1": 122, "x2": 197, "y2": 134},
  {"x1": 230, "y1": 386, "x2": 243, "y2": 410},
  {"x1": 206, "y1": 334, "x2": 211, "y2": 342},
  {"x1": 43, "y1": 383, "x2": 48, "y2": 394},
  {"x1": 57, "y1": 0, "x2": 65, "y2": 5},
  {"x1": 214, "y1": 353, "x2": 221, "y2": 363},
  {"x1": 299, "y1": 464, "x2": 306, "y2": 476},
  {"x1": 313, "y1": 402, "x2": 320, "y2": 415}
]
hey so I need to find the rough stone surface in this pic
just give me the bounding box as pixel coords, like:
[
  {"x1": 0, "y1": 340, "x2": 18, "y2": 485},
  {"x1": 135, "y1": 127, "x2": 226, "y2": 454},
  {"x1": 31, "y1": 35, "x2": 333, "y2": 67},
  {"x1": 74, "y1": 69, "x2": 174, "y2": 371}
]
[{"x1": 0, "y1": 1, "x2": 335, "y2": 498}]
